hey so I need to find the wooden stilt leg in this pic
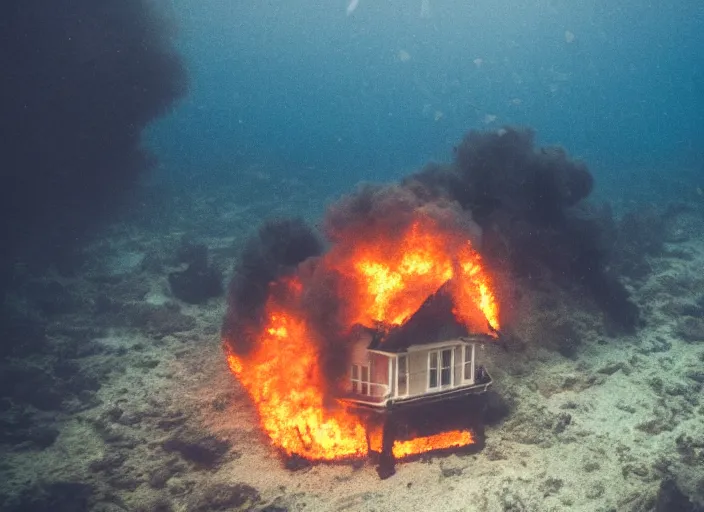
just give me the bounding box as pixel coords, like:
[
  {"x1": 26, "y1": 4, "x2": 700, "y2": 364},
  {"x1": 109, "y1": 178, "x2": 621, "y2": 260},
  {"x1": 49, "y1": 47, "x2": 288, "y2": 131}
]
[{"x1": 376, "y1": 415, "x2": 396, "y2": 479}]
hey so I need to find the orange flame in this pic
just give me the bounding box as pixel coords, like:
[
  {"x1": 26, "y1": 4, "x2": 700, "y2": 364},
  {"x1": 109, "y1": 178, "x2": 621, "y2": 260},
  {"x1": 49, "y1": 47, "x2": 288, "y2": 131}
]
[
  {"x1": 392, "y1": 431, "x2": 474, "y2": 459},
  {"x1": 328, "y1": 216, "x2": 499, "y2": 332},
  {"x1": 224, "y1": 211, "x2": 499, "y2": 461},
  {"x1": 368, "y1": 428, "x2": 475, "y2": 458},
  {"x1": 226, "y1": 293, "x2": 367, "y2": 460}
]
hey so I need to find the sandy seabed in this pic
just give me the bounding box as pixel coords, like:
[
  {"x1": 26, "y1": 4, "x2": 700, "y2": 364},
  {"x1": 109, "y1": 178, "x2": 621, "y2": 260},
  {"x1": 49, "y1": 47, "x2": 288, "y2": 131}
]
[{"x1": 1, "y1": 184, "x2": 703, "y2": 512}]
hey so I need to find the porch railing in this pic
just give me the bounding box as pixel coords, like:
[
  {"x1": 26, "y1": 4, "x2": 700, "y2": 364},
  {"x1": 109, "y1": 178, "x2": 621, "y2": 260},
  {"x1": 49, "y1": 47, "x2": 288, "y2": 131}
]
[{"x1": 346, "y1": 382, "x2": 390, "y2": 404}]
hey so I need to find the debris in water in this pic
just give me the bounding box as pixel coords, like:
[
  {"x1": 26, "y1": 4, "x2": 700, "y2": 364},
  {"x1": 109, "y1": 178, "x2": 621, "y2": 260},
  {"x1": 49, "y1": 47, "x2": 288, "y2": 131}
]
[
  {"x1": 420, "y1": 0, "x2": 432, "y2": 19},
  {"x1": 397, "y1": 49, "x2": 411, "y2": 62},
  {"x1": 565, "y1": 30, "x2": 575, "y2": 43},
  {"x1": 347, "y1": 0, "x2": 359, "y2": 16}
]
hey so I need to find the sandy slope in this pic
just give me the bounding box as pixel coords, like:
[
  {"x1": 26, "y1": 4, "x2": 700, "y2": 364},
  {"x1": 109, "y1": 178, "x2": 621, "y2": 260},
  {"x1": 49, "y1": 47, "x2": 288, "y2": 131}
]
[{"x1": 2, "y1": 191, "x2": 703, "y2": 512}]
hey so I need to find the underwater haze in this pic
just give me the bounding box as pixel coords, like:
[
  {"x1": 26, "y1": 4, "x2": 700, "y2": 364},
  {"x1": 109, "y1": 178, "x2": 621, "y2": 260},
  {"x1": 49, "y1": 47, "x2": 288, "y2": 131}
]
[
  {"x1": 3, "y1": 0, "x2": 704, "y2": 510},
  {"x1": 150, "y1": 0, "x2": 703, "y2": 202}
]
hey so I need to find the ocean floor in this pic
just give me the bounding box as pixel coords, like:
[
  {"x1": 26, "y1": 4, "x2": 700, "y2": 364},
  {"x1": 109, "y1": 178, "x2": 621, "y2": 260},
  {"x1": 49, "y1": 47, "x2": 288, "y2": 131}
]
[{"x1": 1, "y1": 181, "x2": 703, "y2": 512}]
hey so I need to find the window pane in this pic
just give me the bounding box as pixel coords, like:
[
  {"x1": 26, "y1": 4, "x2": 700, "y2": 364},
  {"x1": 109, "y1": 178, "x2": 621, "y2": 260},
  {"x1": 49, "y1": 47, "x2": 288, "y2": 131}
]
[
  {"x1": 430, "y1": 352, "x2": 437, "y2": 369},
  {"x1": 441, "y1": 368, "x2": 451, "y2": 386},
  {"x1": 429, "y1": 368, "x2": 438, "y2": 388},
  {"x1": 351, "y1": 364, "x2": 359, "y2": 393},
  {"x1": 441, "y1": 349, "x2": 452, "y2": 368},
  {"x1": 398, "y1": 356, "x2": 408, "y2": 395},
  {"x1": 361, "y1": 382, "x2": 369, "y2": 395},
  {"x1": 361, "y1": 366, "x2": 369, "y2": 382},
  {"x1": 464, "y1": 345, "x2": 472, "y2": 380}
]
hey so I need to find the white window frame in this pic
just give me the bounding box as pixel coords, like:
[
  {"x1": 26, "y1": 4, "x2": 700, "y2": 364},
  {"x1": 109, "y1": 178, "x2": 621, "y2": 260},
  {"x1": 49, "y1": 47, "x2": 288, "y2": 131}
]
[
  {"x1": 427, "y1": 347, "x2": 454, "y2": 391},
  {"x1": 462, "y1": 343, "x2": 475, "y2": 384},
  {"x1": 396, "y1": 354, "x2": 409, "y2": 397},
  {"x1": 351, "y1": 363, "x2": 371, "y2": 395}
]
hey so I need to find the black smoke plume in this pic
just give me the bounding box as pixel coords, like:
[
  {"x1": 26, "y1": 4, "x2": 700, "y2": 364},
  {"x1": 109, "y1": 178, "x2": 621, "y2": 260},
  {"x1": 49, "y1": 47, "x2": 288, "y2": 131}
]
[
  {"x1": 324, "y1": 182, "x2": 482, "y2": 245},
  {"x1": 0, "y1": 0, "x2": 187, "y2": 293},
  {"x1": 222, "y1": 218, "x2": 323, "y2": 354},
  {"x1": 224, "y1": 126, "x2": 641, "y2": 389},
  {"x1": 224, "y1": 184, "x2": 487, "y2": 390},
  {"x1": 406, "y1": 126, "x2": 639, "y2": 331}
]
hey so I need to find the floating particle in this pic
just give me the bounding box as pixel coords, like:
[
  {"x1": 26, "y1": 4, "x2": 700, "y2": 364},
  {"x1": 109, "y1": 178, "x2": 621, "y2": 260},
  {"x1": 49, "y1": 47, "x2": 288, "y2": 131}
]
[
  {"x1": 347, "y1": 0, "x2": 359, "y2": 16},
  {"x1": 483, "y1": 114, "x2": 497, "y2": 124},
  {"x1": 473, "y1": 58, "x2": 483, "y2": 68},
  {"x1": 397, "y1": 49, "x2": 411, "y2": 62},
  {"x1": 420, "y1": 0, "x2": 432, "y2": 19},
  {"x1": 565, "y1": 30, "x2": 575, "y2": 43}
]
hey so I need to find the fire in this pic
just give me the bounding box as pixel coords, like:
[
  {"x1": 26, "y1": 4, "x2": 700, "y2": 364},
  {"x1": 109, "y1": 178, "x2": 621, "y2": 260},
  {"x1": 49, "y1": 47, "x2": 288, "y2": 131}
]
[
  {"x1": 224, "y1": 210, "x2": 499, "y2": 462},
  {"x1": 392, "y1": 431, "x2": 474, "y2": 459},
  {"x1": 226, "y1": 287, "x2": 367, "y2": 460},
  {"x1": 368, "y1": 428, "x2": 475, "y2": 459},
  {"x1": 328, "y1": 216, "x2": 499, "y2": 331}
]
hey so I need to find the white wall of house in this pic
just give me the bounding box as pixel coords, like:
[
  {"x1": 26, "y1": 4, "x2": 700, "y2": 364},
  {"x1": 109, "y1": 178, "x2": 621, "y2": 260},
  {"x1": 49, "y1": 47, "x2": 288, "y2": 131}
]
[
  {"x1": 347, "y1": 335, "x2": 480, "y2": 402},
  {"x1": 408, "y1": 350, "x2": 428, "y2": 396},
  {"x1": 399, "y1": 340, "x2": 476, "y2": 399},
  {"x1": 348, "y1": 334, "x2": 391, "y2": 399}
]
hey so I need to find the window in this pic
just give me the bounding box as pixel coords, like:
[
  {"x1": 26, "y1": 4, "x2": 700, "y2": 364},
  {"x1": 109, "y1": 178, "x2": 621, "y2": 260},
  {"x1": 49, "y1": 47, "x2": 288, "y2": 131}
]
[
  {"x1": 463, "y1": 344, "x2": 474, "y2": 382},
  {"x1": 428, "y1": 351, "x2": 438, "y2": 389},
  {"x1": 351, "y1": 364, "x2": 371, "y2": 396},
  {"x1": 428, "y1": 348, "x2": 453, "y2": 390},
  {"x1": 441, "y1": 349, "x2": 452, "y2": 386},
  {"x1": 351, "y1": 365, "x2": 359, "y2": 393},
  {"x1": 361, "y1": 366, "x2": 369, "y2": 395},
  {"x1": 397, "y1": 355, "x2": 408, "y2": 397}
]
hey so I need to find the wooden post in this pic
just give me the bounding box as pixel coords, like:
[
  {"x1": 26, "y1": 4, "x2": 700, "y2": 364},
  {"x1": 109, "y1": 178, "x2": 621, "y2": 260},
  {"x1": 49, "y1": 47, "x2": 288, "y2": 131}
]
[{"x1": 376, "y1": 414, "x2": 397, "y2": 479}]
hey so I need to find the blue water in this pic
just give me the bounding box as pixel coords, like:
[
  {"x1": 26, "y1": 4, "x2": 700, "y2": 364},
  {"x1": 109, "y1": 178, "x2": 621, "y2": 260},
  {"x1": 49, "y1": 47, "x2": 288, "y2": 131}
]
[{"x1": 148, "y1": 0, "x2": 703, "y2": 203}]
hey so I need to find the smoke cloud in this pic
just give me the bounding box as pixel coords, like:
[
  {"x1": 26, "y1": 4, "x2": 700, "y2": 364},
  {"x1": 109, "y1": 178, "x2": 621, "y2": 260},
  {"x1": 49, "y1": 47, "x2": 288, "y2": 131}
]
[
  {"x1": 224, "y1": 182, "x2": 490, "y2": 391},
  {"x1": 224, "y1": 126, "x2": 640, "y2": 388},
  {"x1": 0, "y1": 0, "x2": 187, "y2": 291},
  {"x1": 406, "y1": 126, "x2": 638, "y2": 331},
  {"x1": 222, "y1": 218, "x2": 323, "y2": 355}
]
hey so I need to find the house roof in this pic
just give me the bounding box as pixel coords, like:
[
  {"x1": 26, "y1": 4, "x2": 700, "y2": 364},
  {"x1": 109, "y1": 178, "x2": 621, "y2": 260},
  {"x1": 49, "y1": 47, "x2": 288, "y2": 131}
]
[{"x1": 368, "y1": 282, "x2": 469, "y2": 353}]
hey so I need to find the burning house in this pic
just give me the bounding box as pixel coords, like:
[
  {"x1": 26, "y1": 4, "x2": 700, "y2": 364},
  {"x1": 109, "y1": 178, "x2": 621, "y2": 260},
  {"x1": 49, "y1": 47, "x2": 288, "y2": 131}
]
[
  {"x1": 342, "y1": 284, "x2": 494, "y2": 411},
  {"x1": 342, "y1": 284, "x2": 496, "y2": 477},
  {"x1": 222, "y1": 127, "x2": 640, "y2": 477},
  {"x1": 222, "y1": 184, "x2": 501, "y2": 477}
]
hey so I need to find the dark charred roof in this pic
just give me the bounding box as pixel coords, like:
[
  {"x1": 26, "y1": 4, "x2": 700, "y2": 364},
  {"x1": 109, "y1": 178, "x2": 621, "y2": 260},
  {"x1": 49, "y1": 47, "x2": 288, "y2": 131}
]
[{"x1": 368, "y1": 282, "x2": 468, "y2": 353}]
